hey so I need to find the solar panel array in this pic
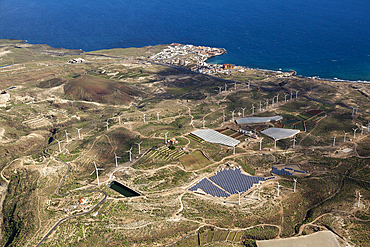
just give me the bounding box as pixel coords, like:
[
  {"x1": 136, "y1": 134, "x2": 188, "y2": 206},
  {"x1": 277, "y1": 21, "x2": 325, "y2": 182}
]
[
  {"x1": 294, "y1": 169, "x2": 305, "y2": 173},
  {"x1": 209, "y1": 168, "x2": 266, "y2": 194},
  {"x1": 271, "y1": 167, "x2": 293, "y2": 176},
  {"x1": 191, "y1": 129, "x2": 240, "y2": 147},
  {"x1": 189, "y1": 178, "x2": 230, "y2": 198}
]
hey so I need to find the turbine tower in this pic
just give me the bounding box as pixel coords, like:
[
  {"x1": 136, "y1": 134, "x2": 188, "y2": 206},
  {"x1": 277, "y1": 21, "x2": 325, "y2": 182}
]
[
  {"x1": 231, "y1": 110, "x2": 235, "y2": 121},
  {"x1": 277, "y1": 182, "x2": 282, "y2": 197},
  {"x1": 135, "y1": 141, "x2": 143, "y2": 154},
  {"x1": 259, "y1": 138, "x2": 263, "y2": 151},
  {"x1": 222, "y1": 114, "x2": 226, "y2": 126},
  {"x1": 293, "y1": 178, "x2": 297, "y2": 192},
  {"x1": 343, "y1": 131, "x2": 348, "y2": 142},
  {"x1": 65, "y1": 130, "x2": 70, "y2": 144},
  {"x1": 224, "y1": 83, "x2": 227, "y2": 92},
  {"x1": 156, "y1": 111, "x2": 160, "y2": 121},
  {"x1": 271, "y1": 98, "x2": 274, "y2": 107},
  {"x1": 236, "y1": 190, "x2": 241, "y2": 205},
  {"x1": 358, "y1": 192, "x2": 362, "y2": 207},
  {"x1": 353, "y1": 128, "x2": 358, "y2": 139},
  {"x1": 290, "y1": 91, "x2": 293, "y2": 101},
  {"x1": 352, "y1": 107, "x2": 355, "y2": 117},
  {"x1": 202, "y1": 116, "x2": 206, "y2": 128},
  {"x1": 90, "y1": 162, "x2": 104, "y2": 186},
  {"x1": 104, "y1": 119, "x2": 109, "y2": 131},
  {"x1": 218, "y1": 86, "x2": 222, "y2": 94},
  {"x1": 113, "y1": 152, "x2": 121, "y2": 167},
  {"x1": 356, "y1": 105, "x2": 359, "y2": 115},
  {"x1": 143, "y1": 113, "x2": 146, "y2": 123},
  {"x1": 332, "y1": 134, "x2": 337, "y2": 146},
  {"x1": 118, "y1": 115, "x2": 122, "y2": 125},
  {"x1": 276, "y1": 94, "x2": 279, "y2": 104},
  {"x1": 274, "y1": 138, "x2": 277, "y2": 149},
  {"x1": 234, "y1": 81, "x2": 237, "y2": 90},
  {"x1": 126, "y1": 147, "x2": 133, "y2": 162},
  {"x1": 259, "y1": 101, "x2": 262, "y2": 112},
  {"x1": 241, "y1": 108, "x2": 246, "y2": 118},
  {"x1": 284, "y1": 94, "x2": 288, "y2": 102},
  {"x1": 257, "y1": 185, "x2": 261, "y2": 200},
  {"x1": 251, "y1": 104, "x2": 255, "y2": 115},
  {"x1": 247, "y1": 81, "x2": 250, "y2": 89},
  {"x1": 56, "y1": 139, "x2": 63, "y2": 152},
  {"x1": 161, "y1": 131, "x2": 169, "y2": 143},
  {"x1": 266, "y1": 99, "x2": 269, "y2": 109},
  {"x1": 292, "y1": 137, "x2": 296, "y2": 149},
  {"x1": 295, "y1": 90, "x2": 299, "y2": 99},
  {"x1": 76, "y1": 128, "x2": 82, "y2": 139}
]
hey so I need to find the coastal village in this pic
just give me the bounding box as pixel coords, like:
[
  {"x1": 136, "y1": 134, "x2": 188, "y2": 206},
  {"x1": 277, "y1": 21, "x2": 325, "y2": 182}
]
[{"x1": 150, "y1": 43, "x2": 296, "y2": 77}]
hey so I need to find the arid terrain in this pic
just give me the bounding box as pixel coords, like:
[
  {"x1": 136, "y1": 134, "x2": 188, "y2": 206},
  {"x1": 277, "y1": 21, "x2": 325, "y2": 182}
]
[{"x1": 0, "y1": 39, "x2": 369, "y2": 247}]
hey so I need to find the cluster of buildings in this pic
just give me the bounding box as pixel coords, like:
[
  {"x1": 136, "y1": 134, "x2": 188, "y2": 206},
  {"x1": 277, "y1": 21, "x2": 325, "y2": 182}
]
[
  {"x1": 150, "y1": 44, "x2": 225, "y2": 67},
  {"x1": 68, "y1": 58, "x2": 85, "y2": 64}
]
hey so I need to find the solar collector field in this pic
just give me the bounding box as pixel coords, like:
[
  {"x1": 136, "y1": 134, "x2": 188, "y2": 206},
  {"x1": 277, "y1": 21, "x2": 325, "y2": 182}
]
[{"x1": 189, "y1": 168, "x2": 273, "y2": 198}]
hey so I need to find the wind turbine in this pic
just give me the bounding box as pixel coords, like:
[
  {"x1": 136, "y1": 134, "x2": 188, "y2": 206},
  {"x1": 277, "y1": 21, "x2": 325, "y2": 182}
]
[
  {"x1": 284, "y1": 94, "x2": 288, "y2": 102},
  {"x1": 118, "y1": 115, "x2": 122, "y2": 125},
  {"x1": 292, "y1": 136, "x2": 296, "y2": 149},
  {"x1": 251, "y1": 104, "x2": 255, "y2": 115},
  {"x1": 266, "y1": 99, "x2": 269, "y2": 109},
  {"x1": 90, "y1": 162, "x2": 104, "y2": 186},
  {"x1": 353, "y1": 128, "x2": 358, "y2": 139},
  {"x1": 293, "y1": 178, "x2": 297, "y2": 192},
  {"x1": 259, "y1": 101, "x2": 262, "y2": 112},
  {"x1": 274, "y1": 137, "x2": 277, "y2": 149},
  {"x1": 290, "y1": 91, "x2": 293, "y2": 101},
  {"x1": 358, "y1": 192, "x2": 362, "y2": 207},
  {"x1": 126, "y1": 147, "x2": 133, "y2": 162},
  {"x1": 222, "y1": 114, "x2": 226, "y2": 126},
  {"x1": 113, "y1": 152, "x2": 121, "y2": 167},
  {"x1": 76, "y1": 128, "x2": 82, "y2": 139},
  {"x1": 104, "y1": 119, "x2": 109, "y2": 131},
  {"x1": 202, "y1": 116, "x2": 206, "y2": 128},
  {"x1": 355, "y1": 105, "x2": 359, "y2": 115},
  {"x1": 224, "y1": 83, "x2": 227, "y2": 92},
  {"x1": 65, "y1": 130, "x2": 70, "y2": 144},
  {"x1": 161, "y1": 132, "x2": 169, "y2": 143},
  {"x1": 332, "y1": 134, "x2": 337, "y2": 146},
  {"x1": 276, "y1": 94, "x2": 279, "y2": 104},
  {"x1": 236, "y1": 190, "x2": 242, "y2": 205},
  {"x1": 143, "y1": 113, "x2": 146, "y2": 123},
  {"x1": 247, "y1": 81, "x2": 250, "y2": 89},
  {"x1": 218, "y1": 86, "x2": 222, "y2": 94},
  {"x1": 259, "y1": 138, "x2": 263, "y2": 151},
  {"x1": 367, "y1": 120, "x2": 370, "y2": 132},
  {"x1": 234, "y1": 81, "x2": 237, "y2": 90},
  {"x1": 343, "y1": 131, "x2": 348, "y2": 142},
  {"x1": 231, "y1": 110, "x2": 235, "y2": 121},
  {"x1": 352, "y1": 107, "x2": 355, "y2": 117},
  {"x1": 241, "y1": 108, "x2": 246, "y2": 118},
  {"x1": 257, "y1": 185, "x2": 261, "y2": 200},
  {"x1": 55, "y1": 139, "x2": 63, "y2": 152},
  {"x1": 277, "y1": 182, "x2": 282, "y2": 197},
  {"x1": 156, "y1": 111, "x2": 160, "y2": 121},
  {"x1": 271, "y1": 97, "x2": 274, "y2": 107},
  {"x1": 295, "y1": 90, "x2": 299, "y2": 99},
  {"x1": 135, "y1": 141, "x2": 143, "y2": 154}
]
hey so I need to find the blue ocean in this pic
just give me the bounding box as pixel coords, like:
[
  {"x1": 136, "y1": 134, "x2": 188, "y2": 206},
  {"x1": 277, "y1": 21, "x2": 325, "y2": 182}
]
[{"x1": 1, "y1": 0, "x2": 370, "y2": 81}]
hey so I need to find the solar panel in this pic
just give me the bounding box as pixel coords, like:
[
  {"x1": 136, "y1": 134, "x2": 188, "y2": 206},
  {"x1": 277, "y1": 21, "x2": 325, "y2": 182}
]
[
  {"x1": 189, "y1": 178, "x2": 230, "y2": 198},
  {"x1": 209, "y1": 168, "x2": 266, "y2": 194},
  {"x1": 271, "y1": 167, "x2": 292, "y2": 176}
]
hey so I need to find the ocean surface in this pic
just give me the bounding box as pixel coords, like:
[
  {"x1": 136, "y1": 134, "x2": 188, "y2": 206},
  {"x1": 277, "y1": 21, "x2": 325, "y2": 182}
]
[{"x1": 1, "y1": 0, "x2": 370, "y2": 81}]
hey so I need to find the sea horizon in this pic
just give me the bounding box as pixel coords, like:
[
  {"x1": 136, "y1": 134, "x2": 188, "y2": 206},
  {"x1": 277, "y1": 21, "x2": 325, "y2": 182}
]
[{"x1": 1, "y1": 0, "x2": 369, "y2": 81}]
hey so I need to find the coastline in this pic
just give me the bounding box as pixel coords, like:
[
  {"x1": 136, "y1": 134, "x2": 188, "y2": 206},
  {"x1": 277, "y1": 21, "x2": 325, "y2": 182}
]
[{"x1": 2, "y1": 39, "x2": 369, "y2": 84}]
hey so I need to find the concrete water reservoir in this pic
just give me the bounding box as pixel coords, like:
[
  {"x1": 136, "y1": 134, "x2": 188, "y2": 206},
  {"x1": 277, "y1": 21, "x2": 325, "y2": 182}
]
[{"x1": 108, "y1": 181, "x2": 140, "y2": 197}]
